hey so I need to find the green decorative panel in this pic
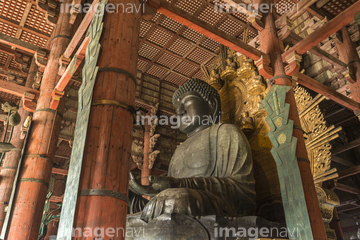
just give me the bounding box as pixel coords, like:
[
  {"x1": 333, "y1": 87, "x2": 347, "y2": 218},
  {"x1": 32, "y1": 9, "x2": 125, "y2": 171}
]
[
  {"x1": 259, "y1": 85, "x2": 313, "y2": 240},
  {"x1": 57, "y1": 1, "x2": 107, "y2": 239}
]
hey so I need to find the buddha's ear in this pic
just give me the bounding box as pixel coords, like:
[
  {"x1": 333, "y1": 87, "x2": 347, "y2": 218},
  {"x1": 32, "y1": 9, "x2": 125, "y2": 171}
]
[{"x1": 209, "y1": 98, "x2": 219, "y2": 120}]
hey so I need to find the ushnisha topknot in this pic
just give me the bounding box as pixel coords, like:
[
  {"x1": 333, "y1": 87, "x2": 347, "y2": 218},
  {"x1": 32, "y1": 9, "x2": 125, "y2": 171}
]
[{"x1": 172, "y1": 78, "x2": 222, "y2": 118}]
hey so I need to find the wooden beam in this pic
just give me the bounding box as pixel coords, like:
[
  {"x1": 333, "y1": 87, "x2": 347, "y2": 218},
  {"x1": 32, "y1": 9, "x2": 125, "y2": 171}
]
[
  {"x1": 50, "y1": 195, "x2": 64, "y2": 203},
  {"x1": 62, "y1": 0, "x2": 100, "y2": 59},
  {"x1": 156, "y1": 0, "x2": 265, "y2": 60},
  {"x1": 335, "y1": 183, "x2": 360, "y2": 195},
  {"x1": 0, "y1": 79, "x2": 39, "y2": 99},
  {"x1": 50, "y1": 36, "x2": 89, "y2": 110},
  {"x1": 283, "y1": 0, "x2": 360, "y2": 61},
  {"x1": 332, "y1": 156, "x2": 354, "y2": 167},
  {"x1": 284, "y1": 0, "x2": 318, "y2": 21},
  {"x1": 15, "y1": 3, "x2": 33, "y2": 39},
  {"x1": 287, "y1": 32, "x2": 347, "y2": 70},
  {"x1": 295, "y1": 73, "x2": 360, "y2": 111},
  {"x1": 332, "y1": 137, "x2": 360, "y2": 156},
  {"x1": 52, "y1": 168, "x2": 68, "y2": 175},
  {"x1": 0, "y1": 66, "x2": 27, "y2": 78},
  {"x1": 0, "y1": 16, "x2": 50, "y2": 40},
  {"x1": 337, "y1": 165, "x2": 360, "y2": 180},
  {"x1": 0, "y1": 33, "x2": 39, "y2": 55}
]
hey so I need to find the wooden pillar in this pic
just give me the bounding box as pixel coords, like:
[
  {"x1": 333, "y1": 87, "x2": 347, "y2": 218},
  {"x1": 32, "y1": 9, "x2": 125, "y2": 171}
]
[
  {"x1": 0, "y1": 58, "x2": 37, "y2": 230},
  {"x1": 73, "y1": 0, "x2": 141, "y2": 239},
  {"x1": 329, "y1": 208, "x2": 344, "y2": 240},
  {"x1": 6, "y1": 0, "x2": 73, "y2": 238},
  {"x1": 141, "y1": 117, "x2": 151, "y2": 186},
  {"x1": 258, "y1": 1, "x2": 327, "y2": 238},
  {"x1": 336, "y1": 27, "x2": 360, "y2": 111}
]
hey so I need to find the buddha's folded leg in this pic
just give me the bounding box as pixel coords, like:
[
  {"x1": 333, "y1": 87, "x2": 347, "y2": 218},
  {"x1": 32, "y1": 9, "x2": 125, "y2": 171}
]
[{"x1": 140, "y1": 188, "x2": 225, "y2": 221}]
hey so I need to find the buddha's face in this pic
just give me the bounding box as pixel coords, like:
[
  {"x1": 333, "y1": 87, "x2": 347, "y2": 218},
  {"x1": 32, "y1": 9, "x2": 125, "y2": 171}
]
[{"x1": 174, "y1": 91, "x2": 215, "y2": 136}]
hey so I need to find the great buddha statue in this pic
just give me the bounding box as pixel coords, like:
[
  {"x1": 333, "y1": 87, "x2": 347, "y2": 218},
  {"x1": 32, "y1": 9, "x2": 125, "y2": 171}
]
[{"x1": 129, "y1": 78, "x2": 256, "y2": 221}]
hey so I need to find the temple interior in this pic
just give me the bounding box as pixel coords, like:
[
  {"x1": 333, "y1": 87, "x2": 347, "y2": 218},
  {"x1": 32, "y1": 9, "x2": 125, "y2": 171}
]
[{"x1": 0, "y1": 0, "x2": 359, "y2": 239}]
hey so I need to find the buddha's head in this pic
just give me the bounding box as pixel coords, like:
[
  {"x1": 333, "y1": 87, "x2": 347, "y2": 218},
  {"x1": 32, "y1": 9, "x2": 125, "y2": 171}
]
[{"x1": 172, "y1": 79, "x2": 221, "y2": 136}]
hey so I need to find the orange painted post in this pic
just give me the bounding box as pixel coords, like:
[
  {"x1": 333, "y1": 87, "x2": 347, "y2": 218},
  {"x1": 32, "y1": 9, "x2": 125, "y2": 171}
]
[
  {"x1": 0, "y1": 57, "x2": 37, "y2": 230},
  {"x1": 6, "y1": 0, "x2": 73, "y2": 238},
  {"x1": 336, "y1": 27, "x2": 360, "y2": 112},
  {"x1": 141, "y1": 117, "x2": 151, "y2": 186},
  {"x1": 258, "y1": 1, "x2": 327, "y2": 238},
  {"x1": 72, "y1": 0, "x2": 141, "y2": 239}
]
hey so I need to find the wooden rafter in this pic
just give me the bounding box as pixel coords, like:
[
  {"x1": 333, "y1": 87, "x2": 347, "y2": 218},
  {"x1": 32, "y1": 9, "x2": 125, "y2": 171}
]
[
  {"x1": 335, "y1": 183, "x2": 360, "y2": 195},
  {"x1": 283, "y1": 0, "x2": 360, "y2": 61},
  {"x1": 337, "y1": 165, "x2": 360, "y2": 180}
]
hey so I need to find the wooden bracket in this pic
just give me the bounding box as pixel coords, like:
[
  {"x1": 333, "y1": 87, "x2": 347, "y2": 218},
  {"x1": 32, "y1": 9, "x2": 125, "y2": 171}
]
[
  {"x1": 34, "y1": 48, "x2": 49, "y2": 72},
  {"x1": 14, "y1": 52, "x2": 31, "y2": 73},
  {"x1": 248, "y1": 12, "x2": 264, "y2": 31},
  {"x1": 36, "y1": 0, "x2": 59, "y2": 26},
  {"x1": 277, "y1": 18, "x2": 293, "y2": 41},
  {"x1": 50, "y1": 89, "x2": 65, "y2": 110},
  {"x1": 69, "y1": 0, "x2": 82, "y2": 24},
  {"x1": 22, "y1": 92, "x2": 37, "y2": 113},
  {"x1": 58, "y1": 55, "x2": 72, "y2": 76},
  {"x1": 255, "y1": 55, "x2": 274, "y2": 79},
  {"x1": 284, "y1": 51, "x2": 302, "y2": 76},
  {"x1": 32, "y1": 71, "x2": 43, "y2": 90}
]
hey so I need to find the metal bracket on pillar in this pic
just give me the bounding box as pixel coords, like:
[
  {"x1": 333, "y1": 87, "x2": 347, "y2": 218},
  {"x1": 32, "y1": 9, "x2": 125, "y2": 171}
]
[
  {"x1": 34, "y1": 48, "x2": 49, "y2": 73},
  {"x1": 247, "y1": 12, "x2": 264, "y2": 31},
  {"x1": 254, "y1": 55, "x2": 273, "y2": 79},
  {"x1": 284, "y1": 51, "x2": 302, "y2": 77},
  {"x1": 22, "y1": 92, "x2": 37, "y2": 113}
]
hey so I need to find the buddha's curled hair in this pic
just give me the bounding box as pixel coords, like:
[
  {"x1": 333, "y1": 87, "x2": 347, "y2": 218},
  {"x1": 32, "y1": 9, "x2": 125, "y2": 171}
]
[{"x1": 172, "y1": 78, "x2": 222, "y2": 119}]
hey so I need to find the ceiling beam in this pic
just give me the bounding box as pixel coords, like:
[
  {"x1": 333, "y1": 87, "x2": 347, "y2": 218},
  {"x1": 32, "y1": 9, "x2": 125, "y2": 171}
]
[
  {"x1": 335, "y1": 183, "x2": 360, "y2": 195},
  {"x1": 15, "y1": 3, "x2": 33, "y2": 39},
  {"x1": 0, "y1": 79, "x2": 39, "y2": 99},
  {"x1": 284, "y1": 0, "x2": 319, "y2": 21},
  {"x1": 295, "y1": 73, "x2": 360, "y2": 111},
  {"x1": 52, "y1": 168, "x2": 68, "y2": 175},
  {"x1": 0, "y1": 16, "x2": 50, "y2": 40},
  {"x1": 282, "y1": 0, "x2": 360, "y2": 61},
  {"x1": 332, "y1": 156, "x2": 354, "y2": 167},
  {"x1": 332, "y1": 137, "x2": 360, "y2": 156},
  {"x1": 0, "y1": 66, "x2": 27, "y2": 78},
  {"x1": 287, "y1": 32, "x2": 347, "y2": 70},
  {"x1": 337, "y1": 165, "x2": 360, "y2": 180},
  {"x1": 0, "y1": 33, "x2": 39, "y2": 55},
  {"x1": 155, "y1": 0, "x2": 265, "y2": 60}
]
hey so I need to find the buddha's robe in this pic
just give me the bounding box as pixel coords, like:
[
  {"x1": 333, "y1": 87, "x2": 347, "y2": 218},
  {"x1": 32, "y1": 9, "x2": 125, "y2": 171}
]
[{"x1": 140, "y1": 123, "x2": 256, "y2": 220}]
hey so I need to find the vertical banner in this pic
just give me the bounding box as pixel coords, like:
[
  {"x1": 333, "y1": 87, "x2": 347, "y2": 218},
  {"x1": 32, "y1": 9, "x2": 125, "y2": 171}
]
[{"x1": 57, "y1": 1, "x2": 107, "y2": 239}]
